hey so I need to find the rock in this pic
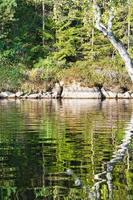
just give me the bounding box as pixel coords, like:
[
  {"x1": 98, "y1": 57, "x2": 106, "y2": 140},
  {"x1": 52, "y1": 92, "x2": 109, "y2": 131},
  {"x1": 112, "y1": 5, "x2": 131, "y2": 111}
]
[
  {"x1": 0, "y1": 92, "x2": 9, "y2": 98},
  {"x1": 21, "y1": 94, "x2": 28, "y2": 99},
  {"x1": 75, "y1": 178, "x2": 82, "y2": 187},
  {"x1": 51, "y1": 91, "x2": 58, "y2": 98},
  {"x1": 116, "y1": 93, "x2": 123, "y2": 98},
  {"x1": 79, "y1": 87, "x2": 95, "y2": 92},
  {"x1": 123, "y1": 91, "x2": 131, "y2": 98},
  {"x1": 0, "y1": 91, "x2": 16, "y2": 98},
  {"x1": 62, "y1": 87, "x2": 101, "y2": 99},
  {"x1": 66, "y1": 169, "x2": 73, "y2": 176},
  {"x1": 27, "y1": 93, "x2": 39, "y2": 99},
  {"x1": 8, "y1": 93, "x2": 16, "y2": 98},
  {"x1": 37, "y1": 92, "x2": 42, "y2": 99},
  {"x1": 62, "y1": 91, "x2": 94, "y2": 98},
  {"x1": 124, "y1": 91, "x2": 131, "y2": 98},
  {"x1": 107, "y1": 91, "x2": 117, "y2": 98},
  {"x1": 41, "y1": 92, "x2": 52, "y2": 98},
  {"x1": 117, "y1": 92, "x2": 130, "y2": 99},
  {"x1": 101, "y1": 88, "x2": 117, "y2": 98},
  {"x1": 100, "y1": 88, "x2": 108, "y2": 98},
  {"x1": 52, "y1": 82, "x2": 63, "y2": 98},
  {"x1": 15, "y1": 91, "x2": 23, "y2": 98},
  {"x1": 130, "y1": 93, "x2": 133, "y2": 98}
]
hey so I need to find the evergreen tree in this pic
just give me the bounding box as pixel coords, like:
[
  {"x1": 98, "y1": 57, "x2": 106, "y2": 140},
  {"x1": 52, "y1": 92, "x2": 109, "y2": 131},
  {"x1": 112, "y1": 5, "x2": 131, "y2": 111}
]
[
  {"x1": 0, "y1": 0, "x2": 17, "y2": 63},
  {"x1": 0, "y1": 0, "x2": 133, "y2": 87}
]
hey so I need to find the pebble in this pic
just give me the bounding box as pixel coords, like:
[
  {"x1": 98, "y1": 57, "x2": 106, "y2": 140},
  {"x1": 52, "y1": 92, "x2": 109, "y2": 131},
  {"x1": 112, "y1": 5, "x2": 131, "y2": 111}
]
[{"x1": 66, "y1": 169, "x2": 73, "y2": 176}]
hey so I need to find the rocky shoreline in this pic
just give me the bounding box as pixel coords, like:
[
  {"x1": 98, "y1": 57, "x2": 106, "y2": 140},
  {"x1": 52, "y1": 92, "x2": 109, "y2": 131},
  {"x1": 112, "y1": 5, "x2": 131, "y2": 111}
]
[{"x1": 0, "y1": 84, "x2": 133, "y2": 100}]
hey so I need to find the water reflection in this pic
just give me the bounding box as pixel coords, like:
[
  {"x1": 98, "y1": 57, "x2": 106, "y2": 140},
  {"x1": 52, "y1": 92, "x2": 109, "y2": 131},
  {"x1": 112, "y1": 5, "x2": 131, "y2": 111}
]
[{"x1": 0, "y1": 99, "x2": 133, "y2": 199}]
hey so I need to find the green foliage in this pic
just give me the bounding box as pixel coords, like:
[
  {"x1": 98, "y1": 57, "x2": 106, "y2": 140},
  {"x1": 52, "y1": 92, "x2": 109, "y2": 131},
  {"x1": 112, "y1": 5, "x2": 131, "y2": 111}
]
[
  {"x1": 0, "y1": 64, "x2": 24, "y2": 91},
  {"x1": 0, "y1": 0, "x2": 133, "y2": 89},
  {"x1": 0, "y1": 0, "x2": 16, "y2": 34},
  {"x1": 53, "y1": 0, "x2": 89, "y2": 63},
  {"x1": 0, "y1": 0, "x2": 55, "y2": 66}
]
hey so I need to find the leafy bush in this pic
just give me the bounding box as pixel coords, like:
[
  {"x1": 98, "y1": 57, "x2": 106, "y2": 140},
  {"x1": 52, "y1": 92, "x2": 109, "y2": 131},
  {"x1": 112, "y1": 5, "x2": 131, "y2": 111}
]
[{"x1": 0, "y1": 63, "x2": 25, "y2": 91}]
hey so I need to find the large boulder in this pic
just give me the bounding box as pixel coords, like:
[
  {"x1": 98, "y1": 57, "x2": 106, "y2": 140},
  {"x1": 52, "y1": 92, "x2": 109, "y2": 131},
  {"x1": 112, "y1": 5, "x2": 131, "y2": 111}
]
[
  {"x1": 52, "y1": 82, "x2": 63, "y2": 98},
  {"x1": 0, "y1": 91, "x2": 16, "y2": 98},
  {"x1": 8, "y1": 93, "x2": 16, "y2": 98},
  {"x1": 0, "y1": 92, "x2": 9, "y2": 98},
  {"x1": 62, "y1": 87, "x2": 101, "y2": 99}
]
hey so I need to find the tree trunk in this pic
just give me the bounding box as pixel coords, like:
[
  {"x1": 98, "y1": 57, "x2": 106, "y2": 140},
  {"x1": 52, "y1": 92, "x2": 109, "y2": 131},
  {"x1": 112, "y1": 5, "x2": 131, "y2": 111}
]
[
  {"x1": 91, "y1": 16, "x2": 95, "y2": 60},
  {"x1": 93, "y1": 1, "x2": 133, "y2": 82},
  {"x1": 127, "y1": 0, "x2": 131, "y2": 52},
  {"x1": 107, "y1": 33, "x2": 133, "y2": 81},
  {"x1": 42, "y1": 1, "x2": 45, "y2": 47}
]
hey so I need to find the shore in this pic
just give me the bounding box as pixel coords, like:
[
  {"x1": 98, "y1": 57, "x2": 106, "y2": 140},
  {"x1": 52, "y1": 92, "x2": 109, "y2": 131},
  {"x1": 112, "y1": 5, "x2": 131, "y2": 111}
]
[{"x1": 0, "y1": 83, "x2": 133, "y2": 99}]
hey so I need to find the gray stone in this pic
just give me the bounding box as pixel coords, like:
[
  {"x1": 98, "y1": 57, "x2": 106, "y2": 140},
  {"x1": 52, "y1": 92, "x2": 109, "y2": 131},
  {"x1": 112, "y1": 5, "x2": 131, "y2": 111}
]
[
  {"x1": 52, "y1": 82, "x2": 63, "y2": 98},
  {"x1": 37, "y1": 92, "x2": 42, "y2": 99},
  {"x1": 107, "y1": 91, "x2": 117, "y2": 98},
  {"x1": 52, "y1": 91, "x2": 58, "y2": 98},
  {"x1": 101, "y1": 88, "x2": 117, "y2": 98},
  {"x1": 15, "y1": 91, "x2": 23, "y2": 97},
  {"x1": 27, "y1": 93, "x2": 39, "y2": 99},
  {"x1": 0, "y1": 92, "x2": 9, "y2": 98},
  {"x1": 8, "y1": 93, "x2": 16, "y2": 98},
  {"x1": 66, "y1": 169, "x2": 73, "y2": 176},
  {"x1": 0, "y1": 91, "x2": 16, "y2": 98},
  {"x1": 42, "y1": 92, "x2": 52, "y2": 98},
  {"x1": 62, "y1": 90, "x2": 101, "y2": 99},
  {"x1": 130, "y1": 93, "x2": 133, "y2": 98},
  {"x1": 75, "y1": 178, "x2": 82, "y2": 187},
  {"x1": 101, "y1": 88, "x2": 109, "y2": 98},
  {"x1": 21, "y1": 94, "x2": 28, "y2": 99},
  {"x1": 123, "y1": 91, "x2": 131, "y2": 98},
  {"x1": 117, "y1": 92, "x2": 130, "y2": 99}
]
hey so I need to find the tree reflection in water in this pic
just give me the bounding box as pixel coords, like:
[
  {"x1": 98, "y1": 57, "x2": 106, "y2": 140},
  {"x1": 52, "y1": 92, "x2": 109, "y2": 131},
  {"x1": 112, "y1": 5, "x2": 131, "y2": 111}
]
[
  {"x1": 0, "y1": 99, "x2": 133, "y2": 199},
  {"x1": 89, "y1": 113, "x2": 133, "y2": 200}
]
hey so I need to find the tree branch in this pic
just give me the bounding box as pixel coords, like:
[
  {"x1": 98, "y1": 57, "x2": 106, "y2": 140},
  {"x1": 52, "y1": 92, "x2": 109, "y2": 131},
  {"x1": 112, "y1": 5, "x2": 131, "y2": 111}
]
[
  {"x1": 93, "y1": 1, "x2": 107, "y2": 36},
  {"x1": 93, "y1": 0, "x2": 133, "y2": 81},
  {"x1": 108, "y1": 8, "x2": 114, "y2": 33}
]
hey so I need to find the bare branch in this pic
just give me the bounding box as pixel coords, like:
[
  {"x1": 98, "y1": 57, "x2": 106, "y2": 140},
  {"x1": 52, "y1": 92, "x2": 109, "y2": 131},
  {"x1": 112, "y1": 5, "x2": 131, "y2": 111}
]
[
  {"x1": 93, "y1": 0, "x2": 133, "y2": 81},
  {"x1": 93, "y1": 1, "x2": 107, "y2": 36},
  {"x1": 108, "y1": 8, "x2": 114, "y2": 33}
]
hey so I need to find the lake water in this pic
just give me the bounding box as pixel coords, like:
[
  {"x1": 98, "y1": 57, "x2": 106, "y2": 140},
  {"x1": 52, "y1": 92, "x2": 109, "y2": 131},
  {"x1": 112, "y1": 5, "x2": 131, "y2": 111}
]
[{"x1": 0, "y1": 99, "x2": 133, "y2": 200}]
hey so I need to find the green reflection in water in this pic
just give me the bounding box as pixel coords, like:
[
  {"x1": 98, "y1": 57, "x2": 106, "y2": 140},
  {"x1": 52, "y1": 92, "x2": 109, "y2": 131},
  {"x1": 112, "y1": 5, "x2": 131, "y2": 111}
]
[{"x1": 0, "y1": 99, "x2": 133, "y2": 200}]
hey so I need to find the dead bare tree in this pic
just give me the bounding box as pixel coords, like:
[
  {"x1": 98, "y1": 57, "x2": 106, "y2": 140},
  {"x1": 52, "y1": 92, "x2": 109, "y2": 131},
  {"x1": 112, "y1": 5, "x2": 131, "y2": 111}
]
[{"x1": 93, "y1": 0, "x2": 133, "y2": 82}]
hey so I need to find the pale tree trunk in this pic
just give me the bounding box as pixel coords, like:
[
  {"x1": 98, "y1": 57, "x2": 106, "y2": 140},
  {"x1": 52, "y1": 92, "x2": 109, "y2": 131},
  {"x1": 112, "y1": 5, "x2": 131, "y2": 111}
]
[
  {"x1": 127, "y1": 0, "x2": 131, "y2": 52},
  {"x1": 53, "y1": 0, "x2": 58, "y2": 21},
  {"x1": 91, "y1": 16, "x2": 95, "y2": 59},
  {"x1": 93, "y1": 0, "x2": 133, "y2": 82},
  {"x1": 42, "y1": 0, "x2": 45, "y2": 47}
]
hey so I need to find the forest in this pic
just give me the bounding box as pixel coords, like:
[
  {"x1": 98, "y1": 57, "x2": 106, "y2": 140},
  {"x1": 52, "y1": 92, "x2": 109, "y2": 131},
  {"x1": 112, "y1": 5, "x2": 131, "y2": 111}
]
[
  {"x1": 1, "y1": 1, "x2": 133, "y2": 199},
  {"x1": 0, "y1": 0, "x2": 133, "y2": 92}
]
